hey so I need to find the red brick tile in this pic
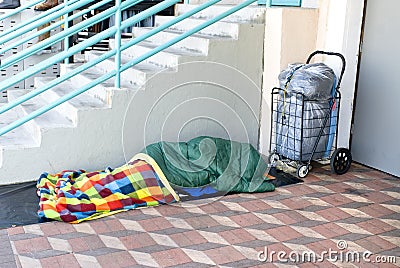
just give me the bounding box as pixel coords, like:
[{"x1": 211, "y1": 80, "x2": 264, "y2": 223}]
[
  {"x1": 57, "y1": 254, "x2": 81, "y2": 268},
  {"x1": 219, "y1": 229, "x2": 256, "y2": 244},
  {"x1": 362, "y1": 180, "x2": 394, "y2": 191},
  {"x1": 364, "y1": 170, "x2": 391, "y2": 179},
  {"x1": 299, "y1": 262, "x2": 321, "y2": 268},
  {"x1": 285, "y1": 185, "x2": 316, "y2": 196},
  {"x1": 359, "y1": 204, "x2": 396, "y2": 217},
  {"x1": 317, "y1": 239, "x2": 340, "y2": 251},
  {"x1": 151, "y1": 248, "x2": 191, "y2": 267},
  {"x1": 356, "y1": 260, "x2": 380, "y2": 268},
  {"x1": 302, "y1": 173, "x2": 323, "y2": 183},
  {"x1": 97, "y1": 251, "x2": 137, "y2": 267},
  {"x1": 121, "y1": 233, "x2": 156, "y2": 250},
  {"x1": 41, "y1": 254, "x2": 80, "y2": 268},
  {"x1": 315, "y1": 207, "x2": 352, "y2": 221},
  {"x1": 187, "y1": 231, "x2": 211, "y2": 244},
  {"x1": 261, "y1": 243, "x2": 293, "y2": 262},
  {"x1": 117, "y1": 208, "x2": 142, "y2": 218},
  {"x1": 313, "y1": 260, "x2": 338, "y2": 268},
  {"x1": 311, "y1": 223, "x2": 350, "y2": 239},
  {"x1": 68, "y1": 237, "x2": 90, "y2": 252},
  {"x1": 230, "y1": 213, "x2": 264, "y2": 227},
  {"x1": 267, "y1": 226, "x2": 303, "y2": 242},
  {"x1": 273, "y1": 212, "x2": 298, "y2": 225},
  {"x1": 324, "y1": 182, "x2": 355, "y2": 193},
  {"x1": 204, "y1": 246, "x2": 246, "y2": 264},
  {"x1": 285, "y1": 210, "x2": 309, "y2": 223},
  {"x1": 57, "y1": 223, "x2": 76, "y2": 234},
  {"x1": 84, "y1": 235, "x2": 106, "y2": 250},
  {"x1": 306, "y1": 240, "x2": 336, "y2": 255},
  {"x1": 280, "y1": 198, "x2": 312, "y2": 210},
  {"x1": 138, "y1": 217, "x2": 173, "y2": 232},
  {"x1": 320, "y1": 194, "x2": 354, "y2": 206},
  {"x1": 363, "y1": 191, "x2": 395, "y2": 203},
  {"x1": 236, "y1": 199, "x2": 271, "y2": 212},
  {"x1": 355, "y1": 238, "x2": 386, "y2": 253},
  {"x1": 169, "y1": 230, "x2": 207, "y2": 247},
  {"x1": 40, "y1": 256, "x2": 60, "y2": 268},
  {"x1": 252, "y1": 190, "x2": 280, "y2": 199},
  {"x1": 7, "y1": 226, "x2": 25, "y2": 236},
  {"x1": 184, "y1": 215, "x2": 219, "y2": 229},
  {"x1": 88, "y1": 220, "x2": 111, "y2": 234},
  {"x1": 104, "y1": 218, "x2": 126, "y2": 232},
  {"x1": 40, "y1": 223, "x2": 62, "y2": 236},
  {"x1": 157, "y1": 204, "x2": 188, "y2": 216},
  {"x1": 13, "y1": 237, "x2": 51, "y2": 254},
  {"x1": 365, "y1": 236, "x2": 397, "y2": 251},
  {"x1": 357, "y1": 219, "x2": 396, "y2": 235},
  {"x1": 200, "y1": 202, "x2": 231, "y2": 214}
]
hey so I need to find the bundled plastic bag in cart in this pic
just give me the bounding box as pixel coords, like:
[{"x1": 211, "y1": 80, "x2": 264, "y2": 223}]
[
  {"x1": 0, "y1": 0, "x2": 20, "y2": 8},
  {"x1": 278, "y1": 63, "x2": 335, "y2": 99},
  {"x1": 275, "y1": 63, "x2": 336, "y2": 161}
]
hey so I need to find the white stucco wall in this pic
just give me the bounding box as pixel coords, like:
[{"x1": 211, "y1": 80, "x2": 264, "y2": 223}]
[{"x1": 316, "y1": 0, "x2": 364, "y2": 148}]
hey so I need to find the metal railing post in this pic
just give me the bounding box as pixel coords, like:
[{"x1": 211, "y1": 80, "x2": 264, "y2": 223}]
[
  {"x1": 64, "y1": 0, "x2": 69, "y2": 64},
  {"x1": 114, "y1": 0, "x2": 122, "y2": 88}
]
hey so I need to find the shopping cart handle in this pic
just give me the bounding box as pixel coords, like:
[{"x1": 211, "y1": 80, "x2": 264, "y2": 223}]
[{"x1": 306, "y1": 51, "x2": 346, "y2": 90}]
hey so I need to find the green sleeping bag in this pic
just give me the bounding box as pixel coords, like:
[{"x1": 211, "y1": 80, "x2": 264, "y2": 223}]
[{"x1": 142, "y1": 136, "x2": 275, "y2": 193}]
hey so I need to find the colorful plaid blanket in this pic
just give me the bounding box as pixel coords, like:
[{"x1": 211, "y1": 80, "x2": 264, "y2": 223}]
[{"x1": 37, "y1": 154, "x2": 179, "y2": 223}]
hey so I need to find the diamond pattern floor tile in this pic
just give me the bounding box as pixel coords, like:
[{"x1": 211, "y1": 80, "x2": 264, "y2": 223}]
[{"x1": 1, "y1": 163, "x2": 399, "y2": 267}]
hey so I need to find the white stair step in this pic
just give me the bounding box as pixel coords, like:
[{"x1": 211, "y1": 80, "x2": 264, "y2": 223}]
[
  {"x1": 7, "y1": 89, "x2": 74, "y2": 144},
  {"x1": 0, "y1": 107, "x2": 38, "y2": 151},
  {"x1": 131, "y1": 27, "x2": 232, "y2": 54},
  {"x1": 35, "y1": 76, "x2": 109, "y2": 124},
  {"x1": 155, "y1": 16, "x2": 240, "y2": 38},
  {"x1": 175, "y1": 4, "x2": 265, "y2": 23},
  {"x1": 85, "y1": 51, "x2": 173, "y2": 86},
  {"x1": 69, "y1": 66, "x2": 134, "y2": 103},
  {"x1": 111, "y1": 39, "x2": 204, "y2": 68}
]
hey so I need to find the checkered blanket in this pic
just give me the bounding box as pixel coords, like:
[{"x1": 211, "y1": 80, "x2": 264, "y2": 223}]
[{"x1": 37, "y1": 154, "x2": 179, "y2": 223}]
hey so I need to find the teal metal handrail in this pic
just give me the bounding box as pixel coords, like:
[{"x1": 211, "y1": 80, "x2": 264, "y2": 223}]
[
  {"x1": 0, "y1": 0, "x2": 82, "y2": 42},
  {"x1": 0, "y1": 0, "x2": 113, "y2": 55},
  {"x1": 0, "y1": 0, "x2": 257, "y2": 137},
  {"x1": 0, "y1": 0, "x2": 145, "y2": 69}
]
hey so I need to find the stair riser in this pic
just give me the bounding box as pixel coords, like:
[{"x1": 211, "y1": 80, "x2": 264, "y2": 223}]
[
  {"x1": 131, "y1": 27, "x2": 210, "y2": 54},
  {"x1": 175, "y1": 4, "x2": 265, "y2": 23},
  {"x1": 70, "y1": 73, "x2": 110, "y2": 103},
  {"x1": 155, "y1": 16, "x2": 239, "y2": 38},
  {"x1": 7, "y1": 104, "x2": 42, "y2": 144},
  {"x1": 128, "y1": 47, "x2": 179, "y2": 68},
  {"x1": 110, "y1": 41, "x2": 179, "y2": 68},
  {"x1": 85, "y1": 54, "x2": 148, "y2": 86},
  {"x1": 35, "y1": 79, "x2": 79, "y2": 124}
]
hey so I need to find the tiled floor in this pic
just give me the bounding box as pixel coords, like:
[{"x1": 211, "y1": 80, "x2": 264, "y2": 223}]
[{"x1": 1, "y1": 163, "x2": 399, "y2": 267}]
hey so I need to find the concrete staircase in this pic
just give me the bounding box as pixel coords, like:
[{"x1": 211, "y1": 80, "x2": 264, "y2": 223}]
[{"x1": 0, "y1": 4, "x2": 266, "y2": 184}]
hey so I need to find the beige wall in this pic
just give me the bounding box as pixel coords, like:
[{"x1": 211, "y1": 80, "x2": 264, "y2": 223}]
[
  {"x1": 259, "y1": 0, "x2": 364, "y2": 154},
  {"x1": 259, "y1": 7, "x2": 319, "y2": 154}
]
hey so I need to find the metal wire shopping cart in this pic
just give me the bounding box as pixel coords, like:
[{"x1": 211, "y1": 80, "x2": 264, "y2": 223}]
[{"x1": 269, "y1": 51, "x2": 352, "y2": 178}]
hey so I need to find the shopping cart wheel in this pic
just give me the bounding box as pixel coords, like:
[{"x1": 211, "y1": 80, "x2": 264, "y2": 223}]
[
  {"x1": 269, "y1": 153, "x2": 280, "y2": 167},
  {"x1": 297, "y1": 164, "x2": 309, "y2": 178},
  {"x1": 330, "y1": 148, "x2": 352, "y2": 175}
]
